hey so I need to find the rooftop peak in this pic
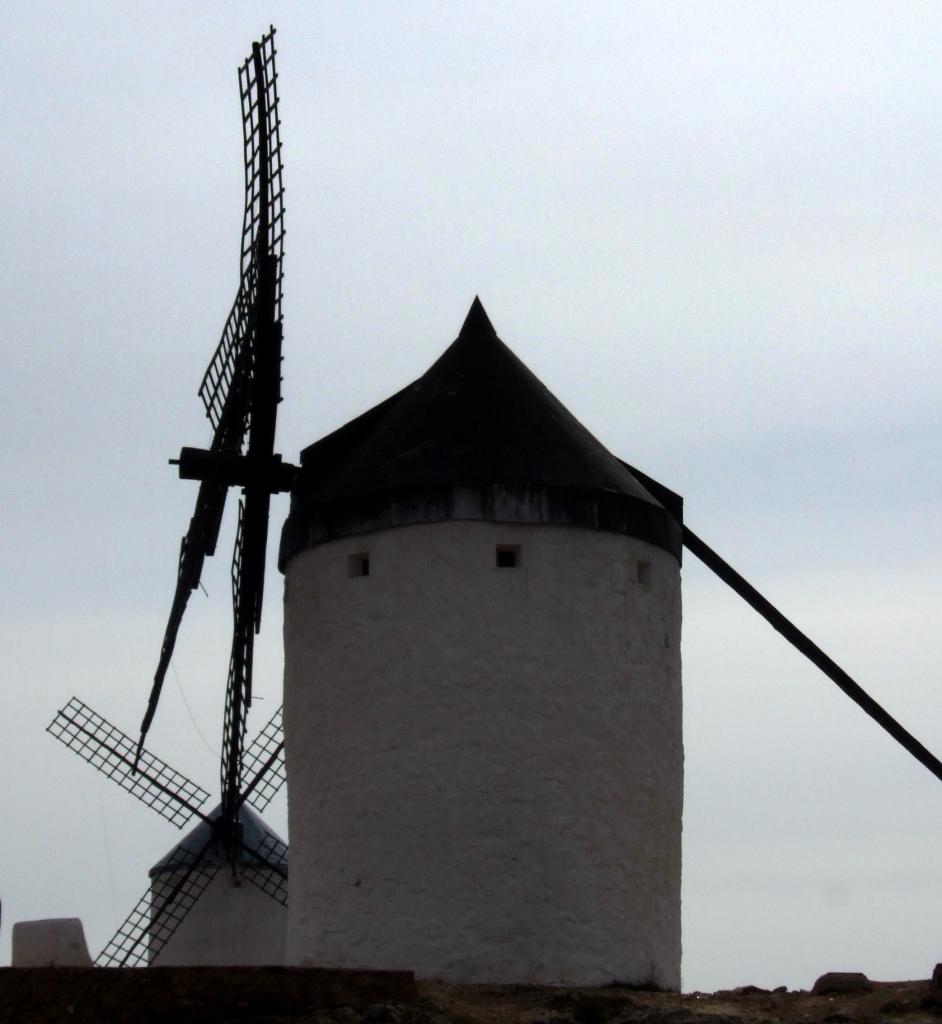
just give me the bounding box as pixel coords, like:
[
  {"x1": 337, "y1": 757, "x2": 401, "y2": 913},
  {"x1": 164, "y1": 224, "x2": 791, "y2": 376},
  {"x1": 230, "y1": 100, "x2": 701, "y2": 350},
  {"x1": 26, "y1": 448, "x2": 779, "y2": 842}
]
[{"x1": 458, "y1": 296, "x2": 496, "y2": 339}]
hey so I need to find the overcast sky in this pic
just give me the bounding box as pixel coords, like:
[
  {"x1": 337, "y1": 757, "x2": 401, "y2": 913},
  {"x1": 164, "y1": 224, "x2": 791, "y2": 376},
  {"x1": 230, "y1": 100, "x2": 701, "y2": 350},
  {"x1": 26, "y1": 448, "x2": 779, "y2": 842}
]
[{"x1": 1, "y1": 1, "x2": 940, "y2": 992}]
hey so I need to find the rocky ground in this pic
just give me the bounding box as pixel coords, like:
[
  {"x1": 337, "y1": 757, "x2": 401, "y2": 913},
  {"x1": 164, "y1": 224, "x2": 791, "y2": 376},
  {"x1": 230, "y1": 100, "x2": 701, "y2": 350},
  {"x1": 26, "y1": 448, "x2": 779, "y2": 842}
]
[
  {"x1": 1, "y1": 968, "x2": 940, "y2": 1024},
  {"x1": 422, "y1": 977, "x2": 941, "y2": 1024}
]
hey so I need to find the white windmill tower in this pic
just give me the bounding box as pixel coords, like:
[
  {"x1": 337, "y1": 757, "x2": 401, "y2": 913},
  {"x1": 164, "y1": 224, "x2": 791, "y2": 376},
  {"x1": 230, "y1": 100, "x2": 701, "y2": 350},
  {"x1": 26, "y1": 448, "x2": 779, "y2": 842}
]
[{"x1": 279, "y1": 298, "x2": 685, "y2": 988}]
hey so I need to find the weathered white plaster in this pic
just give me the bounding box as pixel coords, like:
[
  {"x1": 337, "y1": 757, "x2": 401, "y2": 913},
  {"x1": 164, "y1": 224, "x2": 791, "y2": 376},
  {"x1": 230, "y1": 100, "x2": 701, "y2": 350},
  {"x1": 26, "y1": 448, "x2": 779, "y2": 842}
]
[
  {"x1": 12, "y1": 918, "x2": 92, "y2": 967},
  {"x1": 283, "y1": 520, "x2": 682, "y2": 987},
  {"x1": 151, "y1": 869, "x2": 286, "y2": 966}
]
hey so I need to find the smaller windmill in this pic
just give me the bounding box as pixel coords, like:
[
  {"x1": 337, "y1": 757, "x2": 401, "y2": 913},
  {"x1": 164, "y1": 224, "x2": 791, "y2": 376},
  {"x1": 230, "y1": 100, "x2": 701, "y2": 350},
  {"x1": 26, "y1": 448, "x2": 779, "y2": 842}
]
[
  {"x1": 47, "y1": 27, "x2": 296, "y2": 966},
  {"x1": 48, "y1": 697, "x2": 287, "y2": 964}
]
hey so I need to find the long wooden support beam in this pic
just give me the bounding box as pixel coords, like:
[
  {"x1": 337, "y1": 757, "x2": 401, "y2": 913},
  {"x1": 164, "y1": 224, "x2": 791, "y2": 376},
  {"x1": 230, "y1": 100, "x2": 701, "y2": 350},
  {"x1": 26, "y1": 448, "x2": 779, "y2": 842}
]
[{"x1": 683, "y1": 525, "x2": 942, "y2": 785}]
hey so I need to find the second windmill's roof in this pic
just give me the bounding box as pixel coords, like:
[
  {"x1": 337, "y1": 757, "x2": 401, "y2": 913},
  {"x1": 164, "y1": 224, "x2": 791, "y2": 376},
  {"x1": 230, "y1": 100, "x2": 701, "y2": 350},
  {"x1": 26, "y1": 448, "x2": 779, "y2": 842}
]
[
  {"x1": 149, "y1": 803, "x2": 287, "y2": 877},
  {"x1": 280, "y1": 299, "x2": 682, "y2": 566}
]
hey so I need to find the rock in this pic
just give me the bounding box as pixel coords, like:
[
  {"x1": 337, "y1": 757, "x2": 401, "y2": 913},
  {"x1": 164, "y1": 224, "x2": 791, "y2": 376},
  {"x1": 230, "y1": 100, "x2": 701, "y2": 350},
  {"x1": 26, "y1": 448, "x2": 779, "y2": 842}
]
[
  {"x1": 932, "y1": 964, "x2": 942, "y2": 993},
  {"x1": 811, "y1": 973, "x2": 873, "y2": 995},
  {"x1": 920, "y1": 992, "x2": 942, "y2": 1014},
  {"x1": 627, "y1": 1009, "x2": 701, "y2": 1024},
  {"x1": 363, "y1": 1005, "x2": 397, "y2": 1023},
  {"x1": 733, "y1": 985, "x2": 770, "y2": 995},
  {"x1": 11, "y1": 918, "x2": 92, "y2": 967},
  {"x1": 361, "y1": 1003, "x2": 430, "y2": 1024}
]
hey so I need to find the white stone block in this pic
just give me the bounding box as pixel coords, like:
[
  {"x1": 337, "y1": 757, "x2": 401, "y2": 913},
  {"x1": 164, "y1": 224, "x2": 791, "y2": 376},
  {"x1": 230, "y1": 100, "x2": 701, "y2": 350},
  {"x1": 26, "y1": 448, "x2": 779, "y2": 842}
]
[{"x1": 12, "y1": 918, "x2": 93, "y2": 967}]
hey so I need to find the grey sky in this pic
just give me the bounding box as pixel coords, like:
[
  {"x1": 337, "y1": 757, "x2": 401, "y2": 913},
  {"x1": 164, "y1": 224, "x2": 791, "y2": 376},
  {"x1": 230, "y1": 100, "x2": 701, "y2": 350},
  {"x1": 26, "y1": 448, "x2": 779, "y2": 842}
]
[{"x1": 1, "y1": 1, "x2": 940, "y2": 990}]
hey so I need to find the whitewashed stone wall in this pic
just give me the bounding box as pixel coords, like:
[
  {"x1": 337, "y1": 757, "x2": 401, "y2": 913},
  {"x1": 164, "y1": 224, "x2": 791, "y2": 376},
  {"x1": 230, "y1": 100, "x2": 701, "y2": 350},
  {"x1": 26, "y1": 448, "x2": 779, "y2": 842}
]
[
  {"x1": 151, "y1": 869, "x2": 286, "y2": 966},
  {"x1": 11, "y1": 918, "x2": 92, "y2": 967},
  {"x1": 283, "y1": 520, "x2": 682, "y2": 988}
]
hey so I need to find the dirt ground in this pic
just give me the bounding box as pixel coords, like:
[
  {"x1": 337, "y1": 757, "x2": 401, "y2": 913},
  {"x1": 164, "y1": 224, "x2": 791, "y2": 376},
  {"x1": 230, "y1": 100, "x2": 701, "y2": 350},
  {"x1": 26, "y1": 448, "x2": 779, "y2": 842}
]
[
  {"x1": 423, "y1": 977, "x2": 941, "y2": 1024},
  {"x1": 0, "y1": 968, "x2": 939, "y2": 1024}
]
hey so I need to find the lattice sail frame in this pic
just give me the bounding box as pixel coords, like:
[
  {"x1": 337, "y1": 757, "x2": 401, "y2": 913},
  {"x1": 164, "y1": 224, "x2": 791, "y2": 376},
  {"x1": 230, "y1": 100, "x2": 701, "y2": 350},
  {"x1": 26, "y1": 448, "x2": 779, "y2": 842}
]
[
  {"x1": 97, "y1": 836, "x2": 217, "y2": 967},
  {"x1": 48, "y1": 698, "x2": 210, "y2": 829},
  {"x1": 200, "y1": 27, "x2": 284, "y2": 431},
  {"x1": 238, "y1": 826, "x2": 289, "y2": 905},
  {"x1": 240, "y1": 704, "x2": 285, "y2": 812},
  {"x1": 221, "y1": 501, "x2": 252, "y2": 804},
  {"x1": 138, "y1": 27, "x2": 286, "y2": 754}
]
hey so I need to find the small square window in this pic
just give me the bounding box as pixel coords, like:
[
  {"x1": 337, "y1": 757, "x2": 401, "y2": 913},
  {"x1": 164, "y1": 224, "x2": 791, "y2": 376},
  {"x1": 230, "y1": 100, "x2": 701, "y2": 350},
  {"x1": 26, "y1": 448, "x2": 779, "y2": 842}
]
[
  {"x1": 635, "y1": 560, "x2": 652, "y2": 586},
  {"x1": 496, "y1": 544, "x2": 521, "y2": 568},
  {"x1": 348, "y1": 552, "x2": 370, "y2": 577}
]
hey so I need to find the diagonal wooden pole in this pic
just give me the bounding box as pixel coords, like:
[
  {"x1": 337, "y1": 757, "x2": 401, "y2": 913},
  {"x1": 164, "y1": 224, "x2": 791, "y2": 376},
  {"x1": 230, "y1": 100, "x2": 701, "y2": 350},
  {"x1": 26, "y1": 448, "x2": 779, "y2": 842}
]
[{"x1": 683, "y1": 524, "x2": 942, "y2": 784}]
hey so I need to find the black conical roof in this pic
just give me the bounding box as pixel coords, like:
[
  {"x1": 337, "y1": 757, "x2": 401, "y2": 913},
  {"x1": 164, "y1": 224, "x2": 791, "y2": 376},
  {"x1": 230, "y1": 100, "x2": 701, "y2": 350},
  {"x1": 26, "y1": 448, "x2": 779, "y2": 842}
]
[
  {"x1": 280, "y1": 300, "x2": 682, "y2": 566},
  {"x1": 149, "y1": 803, "x2": 287, "y2": 877}
]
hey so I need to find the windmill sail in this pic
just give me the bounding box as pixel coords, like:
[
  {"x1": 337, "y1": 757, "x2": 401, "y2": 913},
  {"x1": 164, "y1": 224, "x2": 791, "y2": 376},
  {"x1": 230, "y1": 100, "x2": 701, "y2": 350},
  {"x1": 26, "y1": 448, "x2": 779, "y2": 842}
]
[
  {"x1": 136, "y1": 26, "x2": 292, "y2": 760},
  {"x1": 237, "y1": 825, "x2": 289, "y2": 906},
  {"x1": 50, "y1": 27, "x2": 292, "y2": 969},
  {"x1": 96, "y1": 834, "x2": 217, "y2": 967},
  {"x1": 221, "y1": 502, "x2": 253, "y2": 813},
  {"x1": 200, "y1": 30, "x2": 285, "y2": 430},
  {"x1": 239, "y1": 704, "x2": 285, "y2": 812},
  {"x1": 48, "y1": 698, "x2": 210, "y2": 828}
]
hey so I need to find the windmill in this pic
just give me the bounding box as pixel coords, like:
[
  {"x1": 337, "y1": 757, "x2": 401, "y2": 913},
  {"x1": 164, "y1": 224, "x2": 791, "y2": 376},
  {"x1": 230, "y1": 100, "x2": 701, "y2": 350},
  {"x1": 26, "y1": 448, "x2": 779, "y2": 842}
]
[
  {"x1": 47, "y1": 26, "x2": 296, "y2": 967},
  {"x1": 39, "y1": 21, "x2": 940, "y2": 984},
  {"x1": 277, "y1": 298, "x2": 942, "y2": 984}
]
